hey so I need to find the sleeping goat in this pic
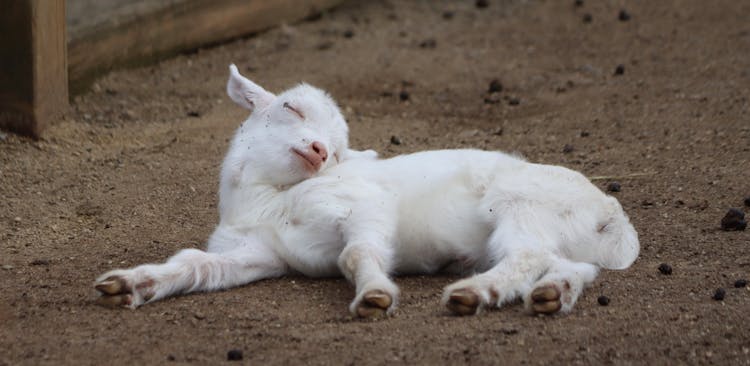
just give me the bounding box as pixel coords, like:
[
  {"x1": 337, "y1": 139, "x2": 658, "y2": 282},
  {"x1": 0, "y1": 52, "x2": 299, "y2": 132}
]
[{"x1": 94, "y1": 64, "x2": 639, "y2": 317}]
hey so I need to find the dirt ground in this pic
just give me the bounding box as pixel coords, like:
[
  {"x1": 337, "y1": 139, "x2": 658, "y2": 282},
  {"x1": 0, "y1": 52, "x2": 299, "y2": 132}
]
[{"x1": 2, "y1": 0, "x2": 750, "y2": 364}]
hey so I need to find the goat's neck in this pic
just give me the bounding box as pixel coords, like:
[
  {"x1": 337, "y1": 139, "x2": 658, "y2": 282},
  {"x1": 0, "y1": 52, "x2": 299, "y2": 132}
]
[{"x1": 218, "y1": 181, "x2": 289, "y2": 227}]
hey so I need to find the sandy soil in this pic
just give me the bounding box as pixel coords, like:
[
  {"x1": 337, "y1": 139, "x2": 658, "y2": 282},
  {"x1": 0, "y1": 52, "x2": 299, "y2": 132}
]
[{"x1": 2, "y1": 0, "x2": 750, "y2": 364}]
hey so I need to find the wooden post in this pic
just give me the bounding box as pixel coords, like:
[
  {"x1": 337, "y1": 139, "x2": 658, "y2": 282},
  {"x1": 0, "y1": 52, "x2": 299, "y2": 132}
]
[{"x1": 0, "y1": 0, "x2": 68, "y2": 138}]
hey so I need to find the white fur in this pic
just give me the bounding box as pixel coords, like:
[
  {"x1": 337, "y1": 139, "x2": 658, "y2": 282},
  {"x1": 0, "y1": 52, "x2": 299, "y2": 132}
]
[{"x1": 94, "y1": 65, "x2": 639, "y2": 315}]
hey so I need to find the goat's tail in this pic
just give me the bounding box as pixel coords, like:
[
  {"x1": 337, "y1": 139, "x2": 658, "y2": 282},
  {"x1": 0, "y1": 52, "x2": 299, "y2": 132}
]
[{"x1": 595, "y1": 197, "x2": 640, "y2": 270}]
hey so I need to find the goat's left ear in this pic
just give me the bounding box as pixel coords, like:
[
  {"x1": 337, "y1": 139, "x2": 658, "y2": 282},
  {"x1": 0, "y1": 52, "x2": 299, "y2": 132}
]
[{"x1": 227, "y1": 64, "x2": 275, "y2": 112}]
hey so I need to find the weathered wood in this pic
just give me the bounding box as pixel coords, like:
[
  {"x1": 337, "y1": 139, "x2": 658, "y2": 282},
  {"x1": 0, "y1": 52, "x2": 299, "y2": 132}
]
[
  {"x1": 0, "y1": 0, "x2": 68, "y2": 138},
  {"x1": 67, "y1": 0, "x2": 345, "y2": 94}
]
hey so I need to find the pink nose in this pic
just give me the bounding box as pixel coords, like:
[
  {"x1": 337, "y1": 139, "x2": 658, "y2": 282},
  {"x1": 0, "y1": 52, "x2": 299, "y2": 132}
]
[
  {"x1": 292, "y1": 141, "x2": 329, "y2": 173},
  {"x1": 311, "y1": 141, "x2": 328, "y2": 162}
]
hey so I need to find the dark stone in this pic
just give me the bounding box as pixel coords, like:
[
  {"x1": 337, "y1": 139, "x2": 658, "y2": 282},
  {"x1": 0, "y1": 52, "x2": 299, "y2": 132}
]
[
  {"x1": 227, "y1": 350, "x2": 243, "y2": 361},
  {"x1": 488, "y1": 79, "x2": 503, "y2": 93},
  {"x1": 508, "y1": 97, "x2": 520, "y2": 106},
  {"x1": 583, "y1": 14, "x2": 592, "y2": 23},
  {"x1": 399, "y1": 91, "x2": 410, "y2": 101},
  {"x1": 442, "y1": 11, "x2": 454, "y2": 20},
  {"x1": 390, "y1": 136, "x2": 402, "y2": 145},
  {"x1": 658, "y1": 263, "x2": 672, "y2": 275},
  {"x1": 712, "y1": 288, "x2": 726, "y2": 301},
  {"x1": 574, "y1": 0, "x2": 584, "y2": 7},
  {"x1": 580, "y1": 131, "x2": 590, "y2": 137},
  {"x1": 476, "y1": 0, "x2": 489, "y2": 9},
  {"x1": 734, "y1": 279, "x2": 748, "y2": 288},
  {"x1": 721, "y1": 208, "x2": 747, "y2": 231},
  {"x1": 597, "y1": 295, "x2": 610, "y2": 306},
  {"x1": 614, "y1": 64, "x2": 625, "y2": 75},
  {"x1": 744, "y1": 197, "x2": 750, "y2": 207},
  {"x1": 618, "y1": 10, "x2": 631, "y2": 21},
  {"x1": 187, "y1": 111, "x2": 201, "y2": 118},
  {"x1": 343, "y1": 30, "x2": 354, "y2": 38},
  {"x1": 607, "y1": 182, "x2": 621, "y2": 192},
  {"x1": 562, "y1": 144, "x2": 574, "y2": 154}
]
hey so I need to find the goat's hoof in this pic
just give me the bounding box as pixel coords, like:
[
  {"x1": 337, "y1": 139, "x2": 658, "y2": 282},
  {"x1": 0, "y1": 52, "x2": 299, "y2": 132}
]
[
  {"x1": 94, "y1": 274, "x2": 154, "y2": 308},
  {"x1": 446, "y1": 288, "x2": 480, "y2": 316},
  {"x1": 530, "y1": 285, "x2": 562, "y2": 314},
  {"x1": 95, "y1": 276, "x2": 129, "y2": 295},
  {"x1": 355, "y1": 290, "x2": 392, "y2": 318}
]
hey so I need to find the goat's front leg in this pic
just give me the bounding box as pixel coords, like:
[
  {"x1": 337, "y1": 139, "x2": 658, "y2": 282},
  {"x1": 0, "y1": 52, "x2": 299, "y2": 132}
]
[
  {"x1": 94, "y1": 227, "x2": 287, "y2": 308},
  {"x1": 338, "y1": 243, "x2": 398, "y2": 318}
]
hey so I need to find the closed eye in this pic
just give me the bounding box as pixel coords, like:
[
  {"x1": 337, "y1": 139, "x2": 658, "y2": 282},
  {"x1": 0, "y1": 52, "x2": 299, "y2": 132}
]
[{"x1": 283, "y1": 102, "x2": 305, "y2": 120}]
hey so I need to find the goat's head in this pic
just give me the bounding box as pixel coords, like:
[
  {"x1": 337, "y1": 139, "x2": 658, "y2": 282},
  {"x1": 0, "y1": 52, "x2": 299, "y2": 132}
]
[{"x1": 224, "y1": 64, "x2": 349, "y2": 186}]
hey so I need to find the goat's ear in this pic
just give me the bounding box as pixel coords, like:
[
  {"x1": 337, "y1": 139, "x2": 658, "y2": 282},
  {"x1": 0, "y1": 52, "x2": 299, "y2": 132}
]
[{"x1": 227, "y1": 64, "x2": 275, "y2": 112}]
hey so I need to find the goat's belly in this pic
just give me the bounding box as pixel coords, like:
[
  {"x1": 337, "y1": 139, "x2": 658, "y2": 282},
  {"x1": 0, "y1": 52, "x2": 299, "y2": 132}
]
[
  {"x1": 276, "y1": 226, "x2": 345, "y2": 278},
  {"x1": 391, "y1": 193, "x2": 493, "y2": 275}
]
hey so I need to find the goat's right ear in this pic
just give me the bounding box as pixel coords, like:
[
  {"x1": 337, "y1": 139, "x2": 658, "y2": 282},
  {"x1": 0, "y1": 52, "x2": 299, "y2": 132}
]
[{"x1": 227, "y1": 64, "x2": 275, "y2": 112}]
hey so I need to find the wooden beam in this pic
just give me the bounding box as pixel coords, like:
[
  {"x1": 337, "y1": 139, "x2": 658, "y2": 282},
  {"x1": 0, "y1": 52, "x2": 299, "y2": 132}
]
[
  {"x1": 67, "y1": 0, "x2": 345, "y2": 94},
  {"x1": 0, "y1": 0, "x2": 68, "y2": 138}
]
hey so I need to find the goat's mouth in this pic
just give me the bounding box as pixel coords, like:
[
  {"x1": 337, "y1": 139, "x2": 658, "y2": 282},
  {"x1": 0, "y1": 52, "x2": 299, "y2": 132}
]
[{"x1": 291, "y1": 148, "x2": 322, "y2": 173}]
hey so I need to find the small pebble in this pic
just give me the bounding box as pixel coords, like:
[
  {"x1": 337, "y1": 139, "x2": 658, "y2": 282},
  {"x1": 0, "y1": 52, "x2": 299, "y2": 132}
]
[
  {"x1": 316, "y1": 41, "x2": 334, "y2": 50},
  {"x1": 580, "y1": 131, "x2": 590, "y2": 137},
  {"x1": 419, "y1": 39, "x2": 437, "y2": 49},
  {"x1": 574, "y1": 0, "x2": 584, "y2": 7},
  {"x1": 744, "y1": 197, "x2": 750, "y2": 207},
  {"x1": 399, "y1": 91, "x2": 410, "y2": 101},
  {"x1": 735, "y1": 279, "x2": 748, "y2": 288},
  {"x1": 508, "y1": 97, "x2": 520, "y2": 106},
  {"x1": 721, "y1": 208, "x2": 747, "y2": 231},
  {"x1": 488, "y1": 79, "x2": 503, "y2": 93},
  {"x1": 476, "y1": 0, "x2": 489, "y2": 9},
  {"x1": 712, "y1": 288, "x2": 726, "y2": 301},
  {"x1": 658, "y1": 263, "x2": 672, "y2": 275},
  {"x1": 607, "y1": 182, "x2": 622, "y2": 192},
  {"x1": 343, "y1": 30, "x2": 354, "y2": 38},
  {"x1": 442, "y1": 11, "x2": 454, "y2": 20},
  {"x1": 390, "y1": 136, "x2": 402, "y2": 145},
  {"x1": 2, "y1": 265, "x2": 13, "y2": 271},
  {"x1": 167, "y1": 355, "x2": 176, "y2": 361},
  {"x1": 582, "y1": 14, "x2": 592, "y2": 23},
  {"x1": 227, "y1": 350, "x2": 243, "y2": 361},
  {"x1": 562, "y1": 144, "x2": 574, "y2": 154},
  {"x1": 186, "y1": 111, "x2": 200, "y2": 118},
  {"x1": 618, "y1": 10, "x2": 631, "y2": 21},
  {"x1": 597, "y1": 295, "x2": 610, "y2": 306},
  {"x1": 614, "y1": 64, "x2": 625, "y2": 75}
]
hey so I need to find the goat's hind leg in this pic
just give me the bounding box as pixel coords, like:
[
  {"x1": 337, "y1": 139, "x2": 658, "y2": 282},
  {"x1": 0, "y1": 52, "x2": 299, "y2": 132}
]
[
  {"x1": 442, "y1": 223, "x2": 555, "y2": 316},
  {"x1": 526, "y1": 259, "x2": 598, "y2": 314},
  {"x1": 94, "y1": 228, "x2": 286, "y2": 308}
]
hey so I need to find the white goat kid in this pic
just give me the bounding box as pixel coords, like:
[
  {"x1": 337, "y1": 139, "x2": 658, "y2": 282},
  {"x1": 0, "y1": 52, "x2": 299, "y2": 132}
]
[{"x1": 94, "y1": 64, "x2": 639, "y2": 317}]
